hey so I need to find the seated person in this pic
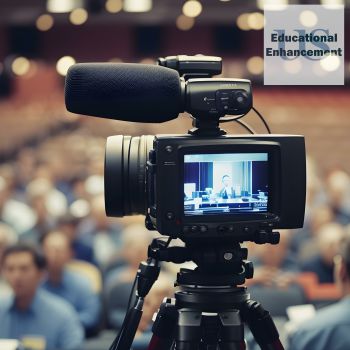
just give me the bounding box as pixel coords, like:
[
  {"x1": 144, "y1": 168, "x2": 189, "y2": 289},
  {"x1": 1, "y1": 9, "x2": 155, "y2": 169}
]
[
  {"x1": 0, "y1": 223, "x2": 17, "y2": 298},
  {"x1": 301, "y1": 222, "x2": 345, "y2": 283},
  {"x1": 41, "y1": 231, "x2": 101, "y2": 333},
  {"x1": 247, "y1": 230, "x2": 299, "y2": 288},
  {"x1": 57, "y1": 214, "x2": 95, "y2": 265},
  {"x1": 0, "y1": 243, "x2": 83, "y2": 350},
  {"x1": 289, "y1": 232, "x2": 350, "y2": 350},
  {"x1": 219, "y1": 175, "x2": 235, "y2": 199}
]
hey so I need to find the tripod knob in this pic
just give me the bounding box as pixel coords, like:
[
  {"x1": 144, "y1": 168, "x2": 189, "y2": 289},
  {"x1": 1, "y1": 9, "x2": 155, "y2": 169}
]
[{"x1": 243, "y1": 261, "x2": 254, "y2": 279}]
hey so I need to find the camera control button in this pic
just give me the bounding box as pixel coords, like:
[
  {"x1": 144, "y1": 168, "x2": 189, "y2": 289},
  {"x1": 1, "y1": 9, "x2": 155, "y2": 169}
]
[
  {"x1": 200, "y1": 225, "x2": 208, "y2": 233},
  {"x1": 217, "y1": 225, "x2": 227, "y2": 233},
  {"x1": 191, "y1": 225, "x2": 199, "y2": 233},
  {"x1": 166, "y1": 212, "x2": 174, "y2": 220}
]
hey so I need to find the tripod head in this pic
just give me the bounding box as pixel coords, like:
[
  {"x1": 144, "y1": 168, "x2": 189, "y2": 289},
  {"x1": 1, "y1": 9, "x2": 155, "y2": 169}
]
[{"x1": 147, "y1": 232, "x2": 280, "y2": 288}]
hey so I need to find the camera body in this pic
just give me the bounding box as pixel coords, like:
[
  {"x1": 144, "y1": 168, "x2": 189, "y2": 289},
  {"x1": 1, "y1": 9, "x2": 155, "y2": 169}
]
[
  {"x1": 146, "y1": 134, "x2": 305, "y2": 241},
  {"x1": 66, "y1": 55, "x2": 307, "y2": 245}
]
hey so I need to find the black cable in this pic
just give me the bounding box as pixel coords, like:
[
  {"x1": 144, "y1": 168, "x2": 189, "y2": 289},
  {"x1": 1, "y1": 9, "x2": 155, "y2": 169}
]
[
  {"x1": 165, "y1": 236, "x2": 172, "y2": 247},
  {"x1": 219, "y1": 112, "x2": 247, "y2": 123},
  {"x1": 252, "y1": 107, "x2": 271, "y2": 134},
  {"x1": 236, "y1": 119, "x2": 255, "y2": 134},
  {"x1": 109, "y1": 238, "x2": 172, "y2": 350}
]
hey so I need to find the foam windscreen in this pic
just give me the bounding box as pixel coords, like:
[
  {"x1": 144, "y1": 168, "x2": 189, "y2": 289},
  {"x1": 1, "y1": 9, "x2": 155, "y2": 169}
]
[{"x1": 65, "y1": 63, "x2": 182, "y2": 122}]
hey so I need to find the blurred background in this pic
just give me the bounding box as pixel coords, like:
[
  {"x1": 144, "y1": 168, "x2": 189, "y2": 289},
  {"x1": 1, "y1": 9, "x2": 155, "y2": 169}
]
[{"x1": 0, "y1": 0, "x2": 349, "y2": 349}]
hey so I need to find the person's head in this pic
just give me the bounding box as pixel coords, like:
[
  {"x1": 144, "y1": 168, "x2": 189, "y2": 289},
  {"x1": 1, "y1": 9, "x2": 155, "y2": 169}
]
[
  {"x1": 90, "y1": 194, "x2": 109, "y2": 227},
  {"x1": 326, "y1": 169, "x2": 350, "y2": 211},
  {"x1": 41, "y1": 231, "x2": 73, "y2": 273},
  {"x1": 309, "y1": 205, "x2": 334, "y2": 235},
  {"x1": 222, "y1": 175, "x2": 231, "y2": 188},
  {"x1": 316, "y1": 223, "x2": 345, "y2": 266},
  {"x1": 0, "y1": 223, "x2": 18, "y2": 264},
  {"x1": 121, "y1": 224, "x2": 153, "y2": 268},
  {"x1": 57, "y1": 214, "x2": 80, "y2": 241},
  {"x1": 334, "y1": 232, "x2": 350, "y2": 296},
  {"x1": 0, "y1": 176, "x2": 11, "y2": 208},
  {"x1": 1, "y1": 243, "x2": 46, "y2": 298}
]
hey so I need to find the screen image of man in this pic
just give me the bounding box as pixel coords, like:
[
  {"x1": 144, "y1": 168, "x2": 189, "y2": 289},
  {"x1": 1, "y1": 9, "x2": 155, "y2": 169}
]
[
  {"x1": 289, "y1": 232, "x2": 350, "y2": 350},
  {"x1": 0, "y1": 243, "x2": 84, "y2": 350},
  {"x1": 219, "y1": 174, "x2": 235, "y2": 199}
]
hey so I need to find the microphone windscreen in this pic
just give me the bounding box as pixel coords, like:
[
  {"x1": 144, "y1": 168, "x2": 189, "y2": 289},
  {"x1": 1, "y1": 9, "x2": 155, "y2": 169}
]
[{"x1": 65, "y1": 63, "x2": 182, "y2": 123}]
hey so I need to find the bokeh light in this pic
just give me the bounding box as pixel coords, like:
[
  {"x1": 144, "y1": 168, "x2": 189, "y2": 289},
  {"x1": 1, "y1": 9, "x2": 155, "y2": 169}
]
[
  {"x1": 69, "y1": 8, "x2": 88, "y2": 25},
  {"x1": 182, "y1": 0, "x2": 203, "y2": 18},
  {"x1": 56, "y1": 56, "x2": 76, "y2": 76},
  {"x1": 176, "y1": 14, "x2": 195, "y2": 31},
  {"x1": 36, "y1": 14, "x2": 54, "y2": 31}
]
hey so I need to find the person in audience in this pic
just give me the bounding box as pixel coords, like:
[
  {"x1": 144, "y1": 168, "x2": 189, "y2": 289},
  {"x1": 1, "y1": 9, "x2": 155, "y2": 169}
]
[
  {"x1": 326, "y1": 169, "x2": 350, "y2": 225},
  {"x1": 41, "y1": 231, "x2": 100, "y2": 332},
  {"x1": 301, "y1": 222, "x2": 345, "y2": 283},
  {"x1": 290, "y1": 204, "x2": 334, "y2": 258},
  {"x1": 78, "y1": 194, "x2": 122, "y2": 267},
  {"x1": 57, "y1": 214, "x2": 95, "y2": 264},
  {"x1": 0, "y1": 243, "x2": 83, "y2": 349},
  {"x1": 21, "y1": 178, "x2": 64, "y2": 242},
  {"x1": 247, "y1": 230, "x2": 299, "y2": 288},
  {"x1": 133, "y1": 274, "x2": 174, "y2": 350},
  {"x1": 289, "y1": 232, "x2": 350, "y2": 350},
  {"x1": 0, "y1": 223, "x2": 17, "y2": 298},
  {"x1": 104, "y1": 223, "x2": 155, "y2": 329},
  {"x1": 104, "y1": 223, "x2": 154, "y2": 290},
  {"x1": 0, "y1": 176, "x2": 36, "y2": 235}
]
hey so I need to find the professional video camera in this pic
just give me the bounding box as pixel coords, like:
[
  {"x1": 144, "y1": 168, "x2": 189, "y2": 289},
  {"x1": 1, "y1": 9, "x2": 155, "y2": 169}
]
[{"x1": 65, "y1": 55, "x2": 306, "y2": 350}]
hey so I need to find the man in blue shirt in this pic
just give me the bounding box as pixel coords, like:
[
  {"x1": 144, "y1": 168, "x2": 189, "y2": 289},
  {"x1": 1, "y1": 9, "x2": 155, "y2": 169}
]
[
  {"x1": 41, "y1": 231, "x2": 100, "y2": 333},
  {"x1": 0, "y1": 243, "x2": 84, "y2": 350},
  {"x1": 289, "y1": 232, "x2": 350, "y2": 350}
]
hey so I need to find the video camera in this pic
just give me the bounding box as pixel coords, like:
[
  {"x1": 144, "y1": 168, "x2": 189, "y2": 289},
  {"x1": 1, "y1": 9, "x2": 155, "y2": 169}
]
[
  {"x1": 65, "y1": 55, "x2": 306, "y2": 350},
  {"x1": 65, "y1": 55, "x2": 306, "y2": 244}
]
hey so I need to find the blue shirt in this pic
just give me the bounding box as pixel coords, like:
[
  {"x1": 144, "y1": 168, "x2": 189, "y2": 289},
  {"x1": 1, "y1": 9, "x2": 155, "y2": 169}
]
[
  {"x1": 41, "y1": 269, "x2": 100, "y2": 330},
  {"x1": 289, "y1": 297, "x2": 350, "y2": 350},
  {"x1": 0, "y1": 289, "x2": 84, "y2": 350}
]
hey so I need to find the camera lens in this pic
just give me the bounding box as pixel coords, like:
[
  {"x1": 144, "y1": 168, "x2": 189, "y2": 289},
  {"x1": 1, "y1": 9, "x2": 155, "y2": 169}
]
[{"x1": 105, "y1": 135, "x2": 154, "y2": 217}]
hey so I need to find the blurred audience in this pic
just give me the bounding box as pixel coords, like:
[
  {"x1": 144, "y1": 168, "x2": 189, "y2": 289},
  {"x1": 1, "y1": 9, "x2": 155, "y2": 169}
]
[
  {"x1": 0, "y1": 243, "x2": 83, "y2": 350},
  {"x1": 301, "y1": 223, "x2": 345, "y2": 283},
  {"x1": 289, "y1": 232, "x2": 350, "y2": 350},
  {"x1": 248, "y1": 231, "x2": 299, "y2": 288},
  {"x1": 326, "y1": 169, "x2": 350, "y2": 225},
  {"x1": 104, "y1": 223, "x2": 154, "y2": 329},
  {"x1": 57, "y1": 214, "x2": 95, "y2": 264},
  {"x1": 41, "y1": 231, "x2": 101, "y2": 333},
  {"x1": 0, "y1": 223, "x2": 17, "y2": 298},
  {"x1": 0, "y1": 124, "x2": 350, "y2": 347},
  {"x1": 78, "y1": 195, "x2": 122, "y2": 267},
  {"x1": 133, "y1": 274, "x2": 174, "y2": 350}
]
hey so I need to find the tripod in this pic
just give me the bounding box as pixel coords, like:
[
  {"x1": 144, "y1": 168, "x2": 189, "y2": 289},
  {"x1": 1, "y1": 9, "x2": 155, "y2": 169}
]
[{"x1": 109, "y1": 236, "x2": 284, "y2": 350}]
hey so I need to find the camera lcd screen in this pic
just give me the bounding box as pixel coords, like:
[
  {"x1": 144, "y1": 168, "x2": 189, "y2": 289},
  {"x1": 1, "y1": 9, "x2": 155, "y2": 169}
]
[{"x1": 184, "y1": 153, "x2": 268, "y2": 216}]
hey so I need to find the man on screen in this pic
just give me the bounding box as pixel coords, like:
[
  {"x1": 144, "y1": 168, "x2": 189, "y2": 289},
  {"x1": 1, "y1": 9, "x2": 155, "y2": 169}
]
[{"x1": 219, "y1": 175, "x2": 235, "y2": 199}]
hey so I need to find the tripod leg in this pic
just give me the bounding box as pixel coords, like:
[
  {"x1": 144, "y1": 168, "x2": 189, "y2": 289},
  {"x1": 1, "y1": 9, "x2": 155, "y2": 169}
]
[
  {"x1": 218, "y1": 310, "x2": 246, "y2": 350},
  {"x1": 176, "y1": 308, "x2": 202, "y2": 350},
  {"x1": 147, "y1": 298, "x2": 178, "y2": 350},
  {"x1": 242, "y1": 300, "x2": 284, "y2": 350}
]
